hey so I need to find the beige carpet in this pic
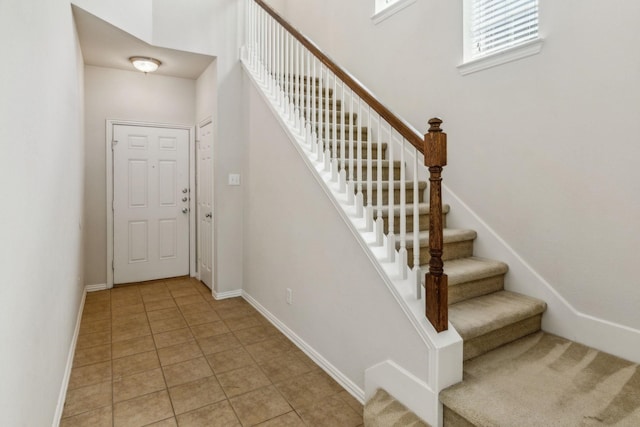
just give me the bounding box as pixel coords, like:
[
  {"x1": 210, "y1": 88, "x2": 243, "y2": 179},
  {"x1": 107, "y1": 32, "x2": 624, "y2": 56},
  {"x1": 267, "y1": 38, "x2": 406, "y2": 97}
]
[
  {"x1": 440, "y1": 332, "x2": 640, "y2": 426},
  {"x1": 364, "y1": 389, "x2": 430, "y2": 427}
]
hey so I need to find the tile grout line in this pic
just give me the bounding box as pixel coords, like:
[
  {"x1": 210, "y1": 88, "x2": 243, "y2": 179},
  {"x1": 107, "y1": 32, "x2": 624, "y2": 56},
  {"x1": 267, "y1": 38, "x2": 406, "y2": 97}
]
[
  {"x1": 65, "y1": 278, "x2": 362, "y2": 426},
  {"x1": 144, "y1": 278, "x2": 178, "y2": 425}
]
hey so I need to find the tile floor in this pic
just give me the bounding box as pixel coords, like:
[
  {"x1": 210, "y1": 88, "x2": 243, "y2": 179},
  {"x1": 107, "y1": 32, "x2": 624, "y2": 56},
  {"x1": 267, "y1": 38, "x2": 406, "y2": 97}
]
[{"x1": 61, "y1": 277, "x2": 364, "y2": 427}]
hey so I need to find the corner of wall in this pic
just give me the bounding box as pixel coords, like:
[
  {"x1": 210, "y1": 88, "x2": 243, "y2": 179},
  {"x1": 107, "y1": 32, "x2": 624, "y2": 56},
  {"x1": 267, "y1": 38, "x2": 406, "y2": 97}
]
[
  {"x1": 52, "y1": 287, "x2": 87, "y2": 427},
  {"x1": 443, "y1": 184, "x2": 640, "y2": 364},
  {"x1": 365, "y1": 360, "x2": 438, "y2": 426}
]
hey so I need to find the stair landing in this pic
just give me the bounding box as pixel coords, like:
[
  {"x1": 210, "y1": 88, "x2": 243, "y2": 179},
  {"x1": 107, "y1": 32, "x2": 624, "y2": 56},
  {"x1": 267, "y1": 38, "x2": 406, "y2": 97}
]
[{"x1": 440, "y1": 332, "x2": 640, "y2": 426}]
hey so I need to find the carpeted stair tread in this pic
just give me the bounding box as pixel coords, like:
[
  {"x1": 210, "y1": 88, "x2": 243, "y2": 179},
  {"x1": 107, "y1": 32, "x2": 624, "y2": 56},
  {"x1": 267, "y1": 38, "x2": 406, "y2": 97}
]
[
  {"x1": 432, "y1": 257, "x2": 509, "y2": 304},
  {"x1": 440, "y1": 332, "x2": 640, "y2": 426},
  {"x1": 304, "y1": 111, "x2": 357, "y2": 124},
  {"x1": 440, "y1": 257, "x2": 508, "y2": 287},
  {"x1": 401, "y1": 229, "x2": 477, "y2": 249},
  {"x1": 364, "y1": 389, "x2": 431, "y2": 427},
  {"x1": 355, "y1": 180, "x2": 428, "y2": 191},
  {"x1": 379, "y1": 203, "x2": 450, "y2": 217},
  {"x1": 449, "y1": 290, "x2": 546, "y2": 341},
  {"x1": 329, "y1": 141, "x2": 387, "y2": 152}
]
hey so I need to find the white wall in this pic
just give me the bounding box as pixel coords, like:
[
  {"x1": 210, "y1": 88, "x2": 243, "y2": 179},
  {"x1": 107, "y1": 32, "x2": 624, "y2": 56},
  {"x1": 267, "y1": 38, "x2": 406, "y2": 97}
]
[
  {"x1": 71, "y1": 0, "x2": 153, "y2": 41},
  {"x1": 84, "y1": 66, "x2": 196, "y2": 286},
  {"x1": 196, "y1": 60, "x2": 217, "y2": 124},
  {"x1": 242, "y1": 74, "x2": 431, "y2": 394},
  {"x1": 266, "y1": 1, "x2": 640, "y2": 337},
  {"x1": 153, "y1": 0, "x2": 246, "y2": 294},
  {"x1": 0, "y1": 0, "x2": 85, "y2": 425}
]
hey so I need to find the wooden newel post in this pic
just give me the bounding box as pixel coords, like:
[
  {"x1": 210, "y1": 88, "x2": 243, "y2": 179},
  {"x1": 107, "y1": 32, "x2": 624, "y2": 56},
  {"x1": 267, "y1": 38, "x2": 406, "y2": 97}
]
[{"x1": 425, "y1": 118, "x2": 448, "y2": 332}]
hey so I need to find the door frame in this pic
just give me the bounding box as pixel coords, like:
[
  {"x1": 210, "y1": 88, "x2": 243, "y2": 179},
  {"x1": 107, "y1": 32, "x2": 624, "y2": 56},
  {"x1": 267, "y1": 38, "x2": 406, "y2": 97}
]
[
  {"x1": 106, "y1": 120, "x2": 196, "y2": 289},
  {"x1": 196, "y1": 116, "x2": 215, "y2": 288}
]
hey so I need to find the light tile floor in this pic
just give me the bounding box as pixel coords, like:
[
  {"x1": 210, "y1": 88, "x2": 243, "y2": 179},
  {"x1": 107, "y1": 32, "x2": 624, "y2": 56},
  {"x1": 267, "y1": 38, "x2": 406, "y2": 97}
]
[{"x1": 61, "y1": 277, "x2": 364, "y2": 427}]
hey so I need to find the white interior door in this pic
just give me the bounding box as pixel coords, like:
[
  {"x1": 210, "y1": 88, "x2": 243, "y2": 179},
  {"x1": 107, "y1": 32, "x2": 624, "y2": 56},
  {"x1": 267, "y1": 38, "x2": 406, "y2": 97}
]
[
  {"x1": 113, "y1": 125, "x2": 190, "y2": 284},
  {"x1": 197, "y1": 121, "x2": 214, "y2": 289}
]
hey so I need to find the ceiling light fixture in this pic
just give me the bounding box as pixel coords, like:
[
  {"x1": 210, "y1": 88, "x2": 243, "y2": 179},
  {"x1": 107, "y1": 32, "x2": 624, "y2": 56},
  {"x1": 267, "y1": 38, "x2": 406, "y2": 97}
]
[{"x1": 129, "y1": 56, "x2": 161, "y2": 73}]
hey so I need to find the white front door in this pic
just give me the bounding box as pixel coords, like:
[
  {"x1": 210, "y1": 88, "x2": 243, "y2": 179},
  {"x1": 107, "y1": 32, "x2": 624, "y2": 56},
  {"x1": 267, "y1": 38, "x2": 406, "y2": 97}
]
[
  {"x1": 197, "y1": 120, "x2": 214, "y2": 289},
  {"x1": 113, "y1": 125, "x2": 190, "y2": 284}
]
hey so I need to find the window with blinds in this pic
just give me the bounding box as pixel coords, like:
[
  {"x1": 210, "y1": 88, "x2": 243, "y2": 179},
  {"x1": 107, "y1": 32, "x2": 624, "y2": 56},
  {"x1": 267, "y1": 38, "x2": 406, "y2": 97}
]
[{"x1": 470, "y1": 0, "x2": 539, "y2": 59}]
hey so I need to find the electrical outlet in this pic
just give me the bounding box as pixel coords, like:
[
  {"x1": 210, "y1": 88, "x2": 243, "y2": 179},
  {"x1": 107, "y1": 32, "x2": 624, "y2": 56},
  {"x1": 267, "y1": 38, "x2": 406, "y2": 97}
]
[
  {"x1": 228, "y1": 173, "x2": 241, "y2": 186},
  {"x1": 286, "y1": 288, "x2": 293, "y2": 305}
]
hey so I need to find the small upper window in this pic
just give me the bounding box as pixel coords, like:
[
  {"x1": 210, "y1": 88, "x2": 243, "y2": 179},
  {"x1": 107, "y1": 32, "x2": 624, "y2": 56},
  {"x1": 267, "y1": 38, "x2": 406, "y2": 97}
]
[
  {"x1": 467, "y1": 0, "x2": 539, "y2": 60},
  {"x1": 372, "y1": 0, "x2": 416, "y2": 25},
  {"x1": 375, "y1": 0, "x2": 400, "y2": 14}
]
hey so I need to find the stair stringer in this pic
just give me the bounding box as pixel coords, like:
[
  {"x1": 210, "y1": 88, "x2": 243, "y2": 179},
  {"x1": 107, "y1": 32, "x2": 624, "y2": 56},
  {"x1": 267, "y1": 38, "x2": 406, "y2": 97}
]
[
  {"x1": 442, "y1": 185, "x2": 640, "y2": 364},
  {"x1": 241, "y1": 56, "x2": 463, "y2": 426}
]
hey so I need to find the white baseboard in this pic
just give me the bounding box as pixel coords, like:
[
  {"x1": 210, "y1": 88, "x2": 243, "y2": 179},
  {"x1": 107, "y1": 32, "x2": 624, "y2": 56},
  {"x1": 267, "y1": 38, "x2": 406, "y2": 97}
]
[
  {"x1": 242, "y1": 291, "x2": 365, "y2": 403},
  {"x1": 52, "y1": 286, "x2": 87, "y2": 427},
  {"x1": 365, "y1": 360, "x2": 439, "y2": 427},
  {"x1": 213, "y1": 289, "x2": 243, "y2": 300},
  {"x1": 442, "y1": 184, "x2": 640, "y2": 364},
  {"x1": 86, "y1": 283, "x2": 107, "y2": 292}
]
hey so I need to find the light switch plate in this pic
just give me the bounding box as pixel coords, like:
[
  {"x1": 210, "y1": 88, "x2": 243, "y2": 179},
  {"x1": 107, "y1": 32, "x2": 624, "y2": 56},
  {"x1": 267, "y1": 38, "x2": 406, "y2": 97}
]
[{"x1": 228, "y1": 173, "x2": 241, "y2": 186}]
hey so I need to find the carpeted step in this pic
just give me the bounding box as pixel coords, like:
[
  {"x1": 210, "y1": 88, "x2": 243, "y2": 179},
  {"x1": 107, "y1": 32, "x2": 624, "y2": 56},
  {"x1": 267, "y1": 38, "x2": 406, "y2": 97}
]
[
  {"x1": 449, "y1": 290, "x2": 546, "y2": 361},
  {"x1": 304, "y1": 110, "x2": 357, "y2": 124},
  {"x1": 399, "y1": 229, "x2": 477, "y2": 267},
  {"x1": 440, "y1": 332, "x2": 640, "y2": 426},
  {"x1": 328, "y1": 141, "x2": 387, "y2": 159},
  {"x1": 315, "y1": 124, "x2": 369, "y2": 141},
  {"x1": 380, "y1": 203, "x2": 450, "y2": 234},
  {"x1": 358, "y1": 180, "x2": 427, "y2": 205},
  {"x1": 364, "y1": 389, "x2": 430, "y2": 427},
  {"x1": 284, "y1": 81, "x2": 333, "y2": 97},
  {"x1": 298, "y1": 97, "x2": 342, "y2": 110},
  {"x1": 339, "y1": 159, "x2": 402, "y2": 181},
  {"x1": 438, "y1": 257, "x2": 509, "y2": 305}
]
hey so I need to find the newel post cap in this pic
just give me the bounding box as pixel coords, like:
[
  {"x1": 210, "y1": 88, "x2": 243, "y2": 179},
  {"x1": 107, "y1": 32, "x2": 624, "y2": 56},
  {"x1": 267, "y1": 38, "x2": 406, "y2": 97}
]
[{"x1": 425, "y1": 117, "x2": 447, "y2": 167}]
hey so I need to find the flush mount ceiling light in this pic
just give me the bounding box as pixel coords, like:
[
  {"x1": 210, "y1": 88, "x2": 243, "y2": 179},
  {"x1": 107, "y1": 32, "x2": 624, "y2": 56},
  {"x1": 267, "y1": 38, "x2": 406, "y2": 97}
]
[{"x1": 129, "y1": 56, "x2": 161, "y2": 73}]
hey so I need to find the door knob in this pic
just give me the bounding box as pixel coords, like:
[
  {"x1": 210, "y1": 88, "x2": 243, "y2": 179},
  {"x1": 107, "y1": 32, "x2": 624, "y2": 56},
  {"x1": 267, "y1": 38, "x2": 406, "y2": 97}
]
[
  {"x1": 182, "y1": 208, "x2": 189, "y2": 214},
  {"x1": 182, "y1": 197, "x2": 188, "y2": 202},
  {"x1": 182, "y1": 188, "x2": 189, "y2": 194}
]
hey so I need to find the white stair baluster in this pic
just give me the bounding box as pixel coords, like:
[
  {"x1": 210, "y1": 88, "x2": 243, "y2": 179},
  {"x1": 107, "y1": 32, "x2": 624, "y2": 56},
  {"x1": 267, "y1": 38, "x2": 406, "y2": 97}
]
[
  {"x1": 261, "y1": 10, "x2": 267, "y2": 83},
  {"x1": 355, "y1": 97, "x2": 364, "y2": 217},
  {"x1": 413, "y1": 145, "x2": 422, "y2": 299},
  {"x1": 323, "y1": 69, "x2": 331, "y2": 172},
  {"x1": 365, "y1": 106, "x2": 373, "y2": 231},
  {"x1": 305, "y1": 51, "x2": 312, "y2": 146},
  {"x1": 387, "y1": 123, "x2": 395, "y2": 262},
  {"x1": 251, "y1": 1, "x2": 256, "y2": 68},
  {"x1": 268, "y1": 17, "x2": 273, "y2": 94},
  {"x1": 398, "y1": 137, "x2": 407, "y2": 279},
  {"x1": 257, "y1": 8, "x2": 262, "y2": 80},
  {"x1": 331, "y1": 77, "x2": 338, "y2": 182},
  {"x1": 295, "y1": 41, "x2": 302, "y2": 133},
  {"x1": 311, "y1": 59, "x2": 317, "y2": 154},
  {"x1": 288, "y1": 35, "x2": 295, "y2": 122},
  {"x1": 375, "y1": 114, "x2": 384, "y2": 246},
  {"x1": 317, "y1": 65, "x2": 324, "y2": 163},
  {"x1": 347, "y1": 90, "x2": 355, "y2": 205},
  {"x1": 339, "y1": 82, "x2": 347, "y2": 192}
]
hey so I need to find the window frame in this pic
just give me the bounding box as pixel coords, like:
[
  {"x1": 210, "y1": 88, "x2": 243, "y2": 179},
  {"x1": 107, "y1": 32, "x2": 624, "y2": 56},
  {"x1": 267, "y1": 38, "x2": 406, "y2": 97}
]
[
  {"x1": 459, "y1": 0, "x2": 543, "y2": 75},
  {"x1": 372, "y1": 0, "x2": 417, "y2": 25}
]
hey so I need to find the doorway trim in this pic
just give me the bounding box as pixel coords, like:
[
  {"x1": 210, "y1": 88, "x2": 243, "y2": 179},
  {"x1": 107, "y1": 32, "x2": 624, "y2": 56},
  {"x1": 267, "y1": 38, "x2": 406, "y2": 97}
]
[
  {"x1": 106, "y1": 119, "x2": 196, "y2": 288},
  {"x1": 196, "y1": 116, "x2": 215, "y2": 289}
]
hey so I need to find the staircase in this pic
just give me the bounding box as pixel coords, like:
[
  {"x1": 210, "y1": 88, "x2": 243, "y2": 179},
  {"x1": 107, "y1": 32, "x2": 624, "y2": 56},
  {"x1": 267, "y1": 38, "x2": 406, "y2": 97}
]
[
  {"x1": 241, "y1": 2, "x2": 640, "y2": 425},
  {"x1": 302, "y1": 78, "x2": 547, "y2": 359},
  {"x1": 241, "y1": 2, "x2": 640, "y2": 426},
  {"x1": 298, "y1": 81, "x2": 553, "y2": 424},
  {"x1": 297, "y1": 77, "x2": 640, "y2": 427}
]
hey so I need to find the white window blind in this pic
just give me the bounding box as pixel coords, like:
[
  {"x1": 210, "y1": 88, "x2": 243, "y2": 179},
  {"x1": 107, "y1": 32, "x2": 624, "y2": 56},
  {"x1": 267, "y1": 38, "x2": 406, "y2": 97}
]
[{"x1": 471, "y1": 0, "x2": 538, "y2": 59}]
